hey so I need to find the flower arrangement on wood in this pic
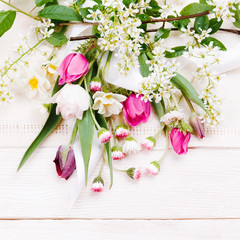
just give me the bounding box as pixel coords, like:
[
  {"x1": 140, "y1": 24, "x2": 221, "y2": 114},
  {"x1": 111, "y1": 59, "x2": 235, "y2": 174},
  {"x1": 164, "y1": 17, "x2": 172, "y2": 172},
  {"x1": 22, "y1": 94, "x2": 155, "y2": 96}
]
[{"x1": 1, "y1": 0, "x2": 240, "y2": 202}]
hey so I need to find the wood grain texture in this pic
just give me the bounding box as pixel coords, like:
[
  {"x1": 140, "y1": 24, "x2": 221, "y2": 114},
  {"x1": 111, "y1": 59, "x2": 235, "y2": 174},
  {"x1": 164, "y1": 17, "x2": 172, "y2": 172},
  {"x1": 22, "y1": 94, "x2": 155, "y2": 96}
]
[
  {"x1": 1, "y1": 147, "x2": 240, "y2": 219},
  {"x1": 0, "y1": 219, "x2": 240, "y2": 240}
]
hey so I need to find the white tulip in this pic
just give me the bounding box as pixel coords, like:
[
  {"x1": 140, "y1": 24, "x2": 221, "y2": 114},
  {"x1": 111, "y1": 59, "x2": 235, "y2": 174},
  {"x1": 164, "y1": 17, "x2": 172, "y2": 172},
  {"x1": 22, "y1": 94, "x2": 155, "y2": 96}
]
[{"x1": 52, "y1": 84, "x2": 90, "y2": 120}]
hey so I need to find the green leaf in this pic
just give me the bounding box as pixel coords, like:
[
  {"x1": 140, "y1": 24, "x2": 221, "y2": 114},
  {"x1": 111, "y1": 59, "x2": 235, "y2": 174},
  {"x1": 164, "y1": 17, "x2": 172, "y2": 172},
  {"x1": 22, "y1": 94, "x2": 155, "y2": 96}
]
[
  {"x1": 123, "y1": 0, "x2": 138, "y2": 7},
  {"x1": 18, "y1": 78, "x2": 63, "y2": 171},
  {"x1": 77, "y1": 109, "x2": 95, "y2": 185},
  {"x1": 18, "y1": 105, "x2": 62, "y2": 171},
  {"x1": 165, "y1": 46, "x2": 187, "y2": 58},
  {"x1": 152, "y1": 99, "x2": 165, "y2": 119},
  {"x1": 208, "y1": 18, "x2": 223, "y2": 34},
  {"x1": 144, "y1": 0, "x2": 161, "y2": 17},
  {"x1": 194, "y1": 15, "x2": 209, "y2": 33},
  {"x1": 154, "y1": 28, "x2": 170, "y2": 41},
  {"x1": 46, "y1": 31, "x2": 68, "y2": 46},
  {"x1": 92, "y1": 0, "x2": 102, "y2": 4},
  {"x1": 76, "y1": 0, "x2": 86, "y2": 7},
  {"x1": 95, "y1": 113, "x2": 113, "y2": 188},
  {"x1": 0, "y1": 10, "x2": 16, "y2": 38},
  {"x1": 170, "y1": 73, "x2": 208, "y2": 113},
  {"x1": 138, "y1": 53, "x2": 151, "y2": 77},
  {"x1": 168, "y1": 15, "x2": 190, "y2": 30},
  {"x1": 79, "y1": 7, "x2": 91, "y2": 19},
  {"x1": 35, "y1": 0, "x2": 56, "y2": 7},
  {"x1": 180, "y1": 3, "x2": 213, "y2": 16},
  {"x1": 38, "y1": 5, "x2": 82, "y2": 21},
  {"x1": 201, "y1": 37, "x2": 227, "y2": 51}
]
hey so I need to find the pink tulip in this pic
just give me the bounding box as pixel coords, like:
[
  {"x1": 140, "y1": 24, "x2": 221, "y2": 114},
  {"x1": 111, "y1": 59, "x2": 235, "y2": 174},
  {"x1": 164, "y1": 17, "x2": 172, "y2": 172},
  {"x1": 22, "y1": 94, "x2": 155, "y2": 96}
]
[
  {"x1": 170, "y1": 128, "x2": 191, "y2": 155},
  {"x1": 58, "y1": 53, "x2": 89, "y2": 85},
  {"x1": 123, "y1": 93, "x2": 151, "y2": 126}
]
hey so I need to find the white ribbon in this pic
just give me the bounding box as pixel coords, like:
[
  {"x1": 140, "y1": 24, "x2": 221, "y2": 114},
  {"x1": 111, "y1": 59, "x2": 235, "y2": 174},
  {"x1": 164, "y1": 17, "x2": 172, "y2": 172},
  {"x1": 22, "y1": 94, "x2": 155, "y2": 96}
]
[
  {"x1": 64, "y1": 25, "x2": 103, "y2": 211},
  {"x1": 68, "y1": 121, "x2": 103, "y2": 211}
]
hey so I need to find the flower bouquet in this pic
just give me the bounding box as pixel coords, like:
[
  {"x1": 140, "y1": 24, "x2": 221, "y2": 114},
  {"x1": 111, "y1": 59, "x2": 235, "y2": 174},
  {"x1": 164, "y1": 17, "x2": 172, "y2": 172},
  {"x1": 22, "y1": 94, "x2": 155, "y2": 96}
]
[{"x1": 1, "y1": 0, "x2": 240, "y2": 200}]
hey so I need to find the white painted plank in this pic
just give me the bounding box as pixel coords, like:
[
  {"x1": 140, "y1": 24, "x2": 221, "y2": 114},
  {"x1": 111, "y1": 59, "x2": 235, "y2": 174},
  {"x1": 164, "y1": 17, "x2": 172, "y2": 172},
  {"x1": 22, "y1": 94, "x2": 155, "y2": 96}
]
[
  {"x1": 0, "y1": 220, "x2": 240, "y2": 240},
  {"x1": 1, "y1": 148, "x2": 240, "y2": 219}
]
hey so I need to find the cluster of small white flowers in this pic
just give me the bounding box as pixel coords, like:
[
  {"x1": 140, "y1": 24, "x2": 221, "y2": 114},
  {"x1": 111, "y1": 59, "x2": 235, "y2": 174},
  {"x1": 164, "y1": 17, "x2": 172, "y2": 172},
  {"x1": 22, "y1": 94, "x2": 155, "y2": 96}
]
[
  {"x1": 88, "y1": 0, "x2": 150, "y2": 75},
  {"x1": 181, "y1": 25, "x2": 211, "y2": 47},
  {"x1": 0, "y1": 58, "x2": 15, "y2": 104},
  {"x1": 207, "y1": 0, "x2": 240, "y2": 21},
  {"x1": 36, "y1": 18, "x2": 54, "y2": 39},
  {"x1": 184, "y1": 44, "x2": 222, "y2": 126},
  {"x1": 139, "y1": 40, "x2": 180, "y2": 103},
  {"x1": 159, "y1": 2, "x2": 174, "y2": 18},
  {"x1": 0, "y1": 82, "x2": 13, "y2": 104}
]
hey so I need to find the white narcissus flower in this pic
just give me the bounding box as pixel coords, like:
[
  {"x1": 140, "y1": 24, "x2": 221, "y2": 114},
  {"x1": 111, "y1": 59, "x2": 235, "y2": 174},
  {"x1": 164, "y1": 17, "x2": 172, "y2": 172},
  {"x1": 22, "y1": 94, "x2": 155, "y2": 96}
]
[
  {"x1": 51, "y1": 84, "x2": 90, "y2": 120},
  {"x1": 22, "y1": 68, "x2": 51, "y2": 99},
  {"x1": 92, "y1": 91, "x2": 127, "y2": 117}
]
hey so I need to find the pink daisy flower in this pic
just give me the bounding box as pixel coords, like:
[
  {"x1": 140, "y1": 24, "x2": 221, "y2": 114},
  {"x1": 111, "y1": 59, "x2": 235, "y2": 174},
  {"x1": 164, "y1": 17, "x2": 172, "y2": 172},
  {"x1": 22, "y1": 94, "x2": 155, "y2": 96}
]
[
  {"x1": 98, "y1": 128, "x2": 112, "y2": 144},
  {"x1": 142, "y1": 136, "x2": 156, "y2": 150},
  {"x1": 115, "y1": 125, "x2": 130, "y2": 139},
  {"x1": 112, "y1": 145, "x2": 125, "y2": 160},
  {"x1": 145, "y1": 161, "x2": 160, "y2": 176}
]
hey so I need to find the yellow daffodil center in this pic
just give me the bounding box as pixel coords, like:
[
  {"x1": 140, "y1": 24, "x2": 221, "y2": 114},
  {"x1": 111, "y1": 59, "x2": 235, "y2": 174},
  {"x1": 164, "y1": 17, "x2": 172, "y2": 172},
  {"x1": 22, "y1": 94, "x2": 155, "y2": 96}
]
[
  {"x1": 105, "y1": 95, "x2": 112, "y2": 99},
  {"x1": 47, "y1": 64, "x2": 57, "y2": 75},
  {"x1": 29, "y1": 77, "x2": 39, "y2": 90}
]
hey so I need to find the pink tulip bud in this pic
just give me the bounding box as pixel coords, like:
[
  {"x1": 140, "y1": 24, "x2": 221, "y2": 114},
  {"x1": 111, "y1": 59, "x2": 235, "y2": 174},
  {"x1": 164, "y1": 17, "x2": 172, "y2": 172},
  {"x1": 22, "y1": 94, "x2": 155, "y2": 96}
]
[
  {"x1": 170, "y1": 128, "x2": 191, "y2": 155},
  {"x1": 123, "y1": 93, "x2": 151, "y2": 127},
  {"x1": 58, "y1": 53, "x2": 89, "y2": 85},
  {"x1": 53, "y1": 145, "x2": 76, "y2": 180},
  {"x1": 190, "y1": 112, "x2": 205, "y2": 139}
]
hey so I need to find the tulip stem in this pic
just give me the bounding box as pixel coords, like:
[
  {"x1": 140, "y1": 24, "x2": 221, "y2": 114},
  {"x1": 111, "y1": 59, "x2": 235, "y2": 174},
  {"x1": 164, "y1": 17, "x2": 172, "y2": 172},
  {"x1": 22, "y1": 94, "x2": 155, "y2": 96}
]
[
  {"x1": 70, "y1": 121, "x2": 78, "y2": 145},
  {"x1": 171, "y1": 93, "x2": 179, "y2": 110},
  {"x1": 183, "y1": 93, "x2": 195, "y2": 113},
  {"x1": 157, "y1": 129, "x2": 169, "y2": 164},
  {"x1": 154, "y1": 126, "x2": 164, "y2": 138}
]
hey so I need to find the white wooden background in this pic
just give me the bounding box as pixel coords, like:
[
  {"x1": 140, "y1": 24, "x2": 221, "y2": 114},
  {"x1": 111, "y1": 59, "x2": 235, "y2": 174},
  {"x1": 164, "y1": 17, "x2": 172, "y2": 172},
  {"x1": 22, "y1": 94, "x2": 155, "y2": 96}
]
[{"x1": 1, "y1": 0, "x2": 240, "y2": 239}]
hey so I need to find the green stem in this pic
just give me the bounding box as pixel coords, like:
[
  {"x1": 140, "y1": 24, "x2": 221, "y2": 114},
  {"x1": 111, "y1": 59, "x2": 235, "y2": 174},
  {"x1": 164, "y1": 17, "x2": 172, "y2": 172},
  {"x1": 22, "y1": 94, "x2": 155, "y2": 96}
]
[
  {"x1": 98, "y1": 158, "x2": 105, "y2": 177},
  {"x1": 96, "y1": 52, "x2": 105, "y2": 77},
  {"x1": 0, "y1": 0, "x2": 39, "y2": 20},
  {"x1": 171, "y1": 93, "x2": 179, "y2": 110},
  {"x1": 83, "y1": 77, "x2": 101, "y2": 130},
  {"x1": 103, "y1": 51, "x2": 112, "y2": 75},
  {"x1": 154, "y1": 126, "x2": 164, "y2": 138},
  {"x1": 109, "y1": 117, "x2": 118, "y2": 145},
  {"x1": 146, "y1": 51, "x2": 155, "y2": 60},
  {"x1": 157, "y1": 129, "x2": 169, "y2": 163},
  {"x1": 69, "y1": 121, "x2": 78, "y2": 145},
  {"x1": 183, "y1": 93, "x2": 195, "y2": 113},
  {"x1": 1, "y1": 39, "x2": 44, "y2": 78}
]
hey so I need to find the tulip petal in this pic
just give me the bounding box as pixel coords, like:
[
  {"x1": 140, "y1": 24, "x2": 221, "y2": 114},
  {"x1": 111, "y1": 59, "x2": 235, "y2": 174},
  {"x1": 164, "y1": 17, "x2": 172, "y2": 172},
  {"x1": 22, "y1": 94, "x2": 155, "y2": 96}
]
[
  {"x1": 61, "y1": 148, "x2": 76, "y2": 180},
  {"x1": 58, "y1": 53, "x2": 75, "y2": 78},
  {"x1": 67, "y1": 54, "x2": 89, "y2": 76}
]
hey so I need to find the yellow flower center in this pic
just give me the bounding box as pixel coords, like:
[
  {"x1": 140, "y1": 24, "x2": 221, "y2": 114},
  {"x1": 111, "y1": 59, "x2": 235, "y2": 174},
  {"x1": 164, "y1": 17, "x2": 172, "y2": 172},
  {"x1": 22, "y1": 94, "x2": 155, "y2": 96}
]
[
  {"x1": 29, "y1": 77, "x2": 39, "y2": 90},
  {"x1": 105, "y1": 95, "x2": 112, "y2": 99},
  {"x1": 47, "y1": 64, "x2": 57, "y2": 75}
]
